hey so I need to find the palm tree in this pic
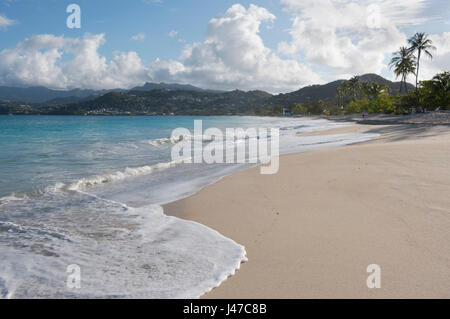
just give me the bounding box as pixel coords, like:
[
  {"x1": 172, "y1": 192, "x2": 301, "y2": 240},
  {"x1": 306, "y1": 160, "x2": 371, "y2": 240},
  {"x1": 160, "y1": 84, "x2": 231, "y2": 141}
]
[
  {"x1": 431, "y1": 71, "x2": 450, "y2": 108},
  {"x1": 432, "y1": 71, "x2": 450, "y2": 93},
  {"x1": 337, "y1": 85, "x2": 346, "y2": 108},
  {"x1": 407, "y1": 33, "x2": 436, "y2": 103},
  {"x1": 337, "y1": 76, "x2": 363, "y2": 107},
  {"x1": 363, "y1": 82, "x2": 389, "y2": 99},
  {"x1": 389, "y1": 47, "x2": 416, "y2": 94},
  {"x1": 346, "y1": 76, "x2": 362, "y2": 101}
]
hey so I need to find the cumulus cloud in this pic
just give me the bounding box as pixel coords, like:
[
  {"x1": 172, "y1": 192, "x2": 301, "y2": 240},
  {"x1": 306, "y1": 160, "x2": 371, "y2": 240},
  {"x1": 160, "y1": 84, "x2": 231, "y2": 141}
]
[
  {"x1": 151, "y1": 4, "x2": 320, "y2": 92},
  {"x1": 278, "y1": 0, "x2": 435, "y2": 80},
  {"x1": 0, "y1": 33, "x2": 151, "y2": 89},
  {"x1": 1, "y1": 2, "x2": 446, "y2": 92},
  {"x1": 131, "y1": 32, "x2": 146, "y2": 41},
  {"x1": 0, "y1": 13, "x2": 16, "y2": 30},
  {"x1": 419, "y1": 32, "x2": 450, "y2": 80},
  {"x1": 0, "y1": 4, "x2": 321, "y2": 92}
]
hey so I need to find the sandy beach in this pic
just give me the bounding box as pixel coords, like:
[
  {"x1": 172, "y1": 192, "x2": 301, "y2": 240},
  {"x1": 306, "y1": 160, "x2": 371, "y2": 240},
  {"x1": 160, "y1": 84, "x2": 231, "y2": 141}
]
[{"x1": 165, "y1": 118, "x2": 450, "y2": 298}]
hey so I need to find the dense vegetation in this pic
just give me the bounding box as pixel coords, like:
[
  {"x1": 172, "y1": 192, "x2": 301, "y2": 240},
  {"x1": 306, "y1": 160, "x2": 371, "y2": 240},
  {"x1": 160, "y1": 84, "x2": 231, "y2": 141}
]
[
  {"x1": 0, "y1": 73, "x2": 422, "y2": 116},
  {"x1": 0, "y1": 89, "x2": 273, "y2": 116},
  {"x1": 2, "y1": 71, "x2": 447, "y2": 116}
]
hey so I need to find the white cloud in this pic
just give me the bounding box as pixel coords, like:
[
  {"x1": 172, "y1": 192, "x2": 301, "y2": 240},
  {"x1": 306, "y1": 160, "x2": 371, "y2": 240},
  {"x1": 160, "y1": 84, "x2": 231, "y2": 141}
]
[
  {"x1": 1, "y1": 2, "x2": 446, "y2": 92},
  {"x1": 131, "y1": 32, "x2": 146, "y2": 41},
  {"x1": 419, "y1": 32, "x2": 450, "y2": 80},
  {"x1": 0, "y1": 13, "x2": 16, "y2": 30},
  {"x1": 0, "y1": 33, "x2": 151, "y2": 89},
  {"x1": 278, "y1": 0, "x2": 434, "y2": 80},
  {"x1": 377, "y1": 0, "x2": 433, "y2": 26},
  {"x1": 168, "y1": 30, "x2": 178, "y2": 38},
  {"x1": 152, "y1": 4, "x2": 320, "y2": 93}
]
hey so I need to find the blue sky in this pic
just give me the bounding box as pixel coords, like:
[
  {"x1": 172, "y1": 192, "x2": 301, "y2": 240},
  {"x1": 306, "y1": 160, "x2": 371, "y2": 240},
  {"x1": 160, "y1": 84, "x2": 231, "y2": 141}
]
[
  {"x1": 0, "y1": 0, "x2": 449, "y2": 92},
  {"x1": 0, "y1": 0, "x2": 293, "y2": 61}
]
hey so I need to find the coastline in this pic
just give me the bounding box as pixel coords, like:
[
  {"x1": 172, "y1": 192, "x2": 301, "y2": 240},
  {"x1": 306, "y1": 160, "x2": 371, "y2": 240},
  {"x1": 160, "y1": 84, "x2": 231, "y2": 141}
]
[{"x1": 165, "y1": 121, "x2": 450, "y2": 298}]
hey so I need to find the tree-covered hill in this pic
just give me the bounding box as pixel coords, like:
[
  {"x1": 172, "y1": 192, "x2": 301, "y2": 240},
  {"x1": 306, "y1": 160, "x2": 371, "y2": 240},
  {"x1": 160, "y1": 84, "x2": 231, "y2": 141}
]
[
  {"x1": 267, "y1": 74, "x2": 414, "y2": 107},
  {"x1": 0, "y1": 74, "x2": 418, "y2": 116}
]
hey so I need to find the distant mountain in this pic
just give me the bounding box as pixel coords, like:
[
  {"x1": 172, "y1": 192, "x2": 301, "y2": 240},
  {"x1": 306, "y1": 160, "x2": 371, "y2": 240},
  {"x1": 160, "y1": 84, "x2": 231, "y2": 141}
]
[
  {"x1": 0, "y1": 86, "x2": 97, "y2": 103},
  {"x1": 267, "y1": 73, "x2": 415, "y2": 106},
  {"x1": 0, "y1": 74, "x2": 415, "y2": 115},
  {"x1": 267, "y1": 80, "x2": 343, "y2": 106},
  {"x1": 50, "y1": 88, "x2": 272, "y2": 115},
  {"x1": 131, "y1": 82, "x2": 225, "y2": 93},
  {"x1": 44, "y1": 95, "x2": 100, "y2": 105},
  {"x1": 359, "y1": 74, "x2": 415, "y2": 92},
  {"x1": 0, "y1": 83, "x2": 224, "y2": 104},
  {"x1": 0, "y1": 86, "x2": 128, "y2": 104}
]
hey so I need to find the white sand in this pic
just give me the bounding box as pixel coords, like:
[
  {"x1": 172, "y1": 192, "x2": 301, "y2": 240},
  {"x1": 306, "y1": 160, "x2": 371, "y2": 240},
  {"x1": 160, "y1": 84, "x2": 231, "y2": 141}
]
[{"x1": 165, "y1": 123, "x2": 450, "y2": 298}]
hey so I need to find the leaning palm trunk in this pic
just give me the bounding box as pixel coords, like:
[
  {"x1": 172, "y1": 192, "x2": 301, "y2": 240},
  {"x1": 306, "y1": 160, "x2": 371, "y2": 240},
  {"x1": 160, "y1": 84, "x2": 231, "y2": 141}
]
[
  {"x1": 399, "y1": 75, "x2": 404, "y2": 94},
  {"x1": 407, "y1": 32, "x2": 436, "y2": 112},
  {"x1": 415, "y1": 50, "x2": 421, "y2": 110},
  {"x1": 404, "y1": 74, "x2": 408, "y2": 93},
  {"x1": 401, "y1": 74, "x2": 407, "y2": 94}
]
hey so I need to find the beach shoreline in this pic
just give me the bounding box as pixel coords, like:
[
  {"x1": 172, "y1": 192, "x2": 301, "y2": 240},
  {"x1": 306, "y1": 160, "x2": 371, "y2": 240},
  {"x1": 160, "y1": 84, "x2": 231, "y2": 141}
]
[{"x1": 165, "y1": 120, "x2": 450, "y2": 298}]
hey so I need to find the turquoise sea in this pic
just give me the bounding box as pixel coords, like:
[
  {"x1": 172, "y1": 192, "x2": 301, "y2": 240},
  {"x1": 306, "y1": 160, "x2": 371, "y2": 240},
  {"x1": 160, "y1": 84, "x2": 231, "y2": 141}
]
[{"x1": 0, "y1": 115, "x2": 378, "y2": 298}]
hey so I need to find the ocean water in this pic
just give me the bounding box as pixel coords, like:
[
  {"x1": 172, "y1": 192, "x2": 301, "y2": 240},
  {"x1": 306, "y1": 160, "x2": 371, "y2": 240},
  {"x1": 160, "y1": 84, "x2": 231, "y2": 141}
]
[{"x1": 0, "y1": 115, "x2": 378, "y2": 298}]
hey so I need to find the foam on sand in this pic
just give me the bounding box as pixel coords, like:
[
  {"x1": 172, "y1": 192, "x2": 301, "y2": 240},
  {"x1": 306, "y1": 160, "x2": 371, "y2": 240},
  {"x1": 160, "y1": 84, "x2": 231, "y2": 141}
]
[{"x1": 0, "y1": 192, "x2": 246, "y2": 298}]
